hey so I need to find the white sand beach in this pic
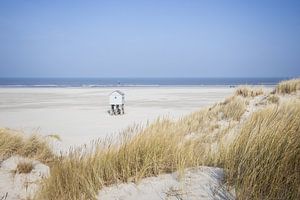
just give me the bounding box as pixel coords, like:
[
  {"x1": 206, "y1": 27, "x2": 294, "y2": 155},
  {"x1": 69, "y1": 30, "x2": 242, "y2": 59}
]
[
  {"x1": 0, "y1": 87, "x2": 234, "y2": 149},
  {"x1": 1, "y1": 83, "x2": 298, "y2": 200}
]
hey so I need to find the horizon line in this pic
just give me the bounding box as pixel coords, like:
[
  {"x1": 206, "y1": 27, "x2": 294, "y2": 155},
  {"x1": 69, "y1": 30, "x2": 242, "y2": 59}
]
[{"x1": 0, "y1": 76, "x2": 295, "y2": 79}]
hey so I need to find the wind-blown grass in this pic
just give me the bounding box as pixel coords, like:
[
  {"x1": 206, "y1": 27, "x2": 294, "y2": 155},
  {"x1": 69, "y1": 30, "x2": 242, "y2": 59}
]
[
  {"x1": 275, "y1": 78, "x2": 300, "y2": 94},
  {"x1": 224, "y1": 100, "x2": 300, "y2": 199},
  {"x1": 267, "y1": 94, "x2": 279, "y2": 104},
  {"x1": 36, "y1": 121, "x2": 203, "y2": 200},
  {"x1": 14, "y1": 161, "x2": 34, "y2": 174},
  {"x1": 217, "y1": 96, "x2": 247, "y2": 121},
  {"x1": 0, "y1": 129, "x2": 54, "y2": 163},
  {"x1": 235, "y1": 86, "x2": 264, "y2": 97}
]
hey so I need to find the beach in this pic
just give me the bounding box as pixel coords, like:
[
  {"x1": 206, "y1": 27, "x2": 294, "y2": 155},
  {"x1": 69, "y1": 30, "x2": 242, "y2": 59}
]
[
  {"x1": 0, "y1": 87, "x2": 234, "y2": 148},
  {"x1": 1, "y1": 81, "x2": 299, "y2": 200}
]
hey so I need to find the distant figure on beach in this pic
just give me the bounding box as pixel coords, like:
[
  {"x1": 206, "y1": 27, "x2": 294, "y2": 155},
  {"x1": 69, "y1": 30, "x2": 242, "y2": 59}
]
[{"x1": 108, "y1": 90, "x2": 125, "y2": 115}]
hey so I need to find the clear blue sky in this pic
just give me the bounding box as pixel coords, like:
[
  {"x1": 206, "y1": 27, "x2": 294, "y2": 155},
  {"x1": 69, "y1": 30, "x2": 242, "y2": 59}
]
[{"x1": 0, "y1": 0, "x2": 299, "y2": 78}]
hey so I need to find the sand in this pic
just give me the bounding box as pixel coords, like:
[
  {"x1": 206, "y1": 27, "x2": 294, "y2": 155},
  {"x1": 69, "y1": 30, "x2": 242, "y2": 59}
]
[
  {"x1": 98, "y1": 166, "x2": 234, "y2": 200},
  {"x1": 0, "y1": 87, "x2": 234, "y2": 149},
  {"x1": 0, "y1": 156, "x2": 49, "y2": 200}
]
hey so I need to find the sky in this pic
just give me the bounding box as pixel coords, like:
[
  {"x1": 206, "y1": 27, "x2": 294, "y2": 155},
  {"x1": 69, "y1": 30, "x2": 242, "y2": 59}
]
[{"x1": 0, "y1": 0, "x2": 299, "y2": 78}]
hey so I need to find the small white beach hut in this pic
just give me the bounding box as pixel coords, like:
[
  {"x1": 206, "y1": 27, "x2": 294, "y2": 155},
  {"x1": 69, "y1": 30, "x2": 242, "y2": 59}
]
[{"x1": 109, "y1": 90, "x2": 125, "y2": 115}]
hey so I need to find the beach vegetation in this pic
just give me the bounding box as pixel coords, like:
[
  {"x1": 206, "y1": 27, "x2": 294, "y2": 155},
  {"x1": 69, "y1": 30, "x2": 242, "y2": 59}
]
[
  {"x1": 235, "y1": 86, "x2": 264, "y2": 97},
  {"x1": 46, "y1": 134, "x2": 62, "y2": 141},
  {"x1": 14, "y1": 161, "x2": 34, "y2": 174},
  {"x1": 217, "y1": 96, "x2": 247, "y2": 121},
  {"x1": 224, "y1": 100, "x2": 300, "y2": 199},
  {"x1": 267, "y1": 94, "x2": 279, "y2": 104},
  {"x1": 275, "y1": 78, "x2": 300, "y2": 94},
  {"x1": 0, "y1": 129, "x2": 54, "y2": 163}
]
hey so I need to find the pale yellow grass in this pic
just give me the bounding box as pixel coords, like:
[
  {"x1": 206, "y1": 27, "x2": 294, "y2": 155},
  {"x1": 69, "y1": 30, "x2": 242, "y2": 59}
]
[
  {"x1": 14, "y1": 161, "x2": 34, "y2": 174},
  {"x1": 0, "y1": 129, "x2": 54, "y2": 163},
  {"x1": 36, "y1": 121, "x2": 201, "y2": 199},
  {"x1": 46, "y1": 134, "x2": 62, "y2": 141},
  {"x1": 217, "y1": 96, "x2": 247, "y2": 121},
  {"x1": 275, "y1": 78, "x2": 300, "y2": 94},
  {"x1": 225, "y1": 100, "x2": 300, "y2": 199},
  {"x1": 267, "y1": 94, "x2": 280, "y2": 104},
  {"x1": 235, "y1": 86, "x2": 264, "y2": 97}
]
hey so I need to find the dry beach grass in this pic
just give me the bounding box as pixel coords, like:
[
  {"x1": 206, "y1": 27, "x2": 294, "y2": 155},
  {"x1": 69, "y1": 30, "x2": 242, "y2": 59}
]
[
  {"x1": 267, "y1": 94, "x2": 280, "y2": 104},
  {"x1": 14, "y1": 161, "x2": 34, "y2": 174},
  {"x1": 1, "y1": 78, "x2": 300, "y2": 200},
  {"x1": 36, "y1": 120, "x2": 212, "y2": 199},
  {"x1": 0, "y1": 129, "x2": 54, "y2": 163},
  {"x1": 235, "y1": 86, "x2": 264, "y2": 97},
  {"x1": 225, "y1": 100, "x2": 300, "y2": 199},
  {"x1": 275, "y1": 78, "x2": 300, "y2": 94}
]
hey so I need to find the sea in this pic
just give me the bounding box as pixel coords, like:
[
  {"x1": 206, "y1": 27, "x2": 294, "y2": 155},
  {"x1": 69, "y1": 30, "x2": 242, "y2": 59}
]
[{"x1": 0, "y1": 77, "x2": 290, "y2": 88}]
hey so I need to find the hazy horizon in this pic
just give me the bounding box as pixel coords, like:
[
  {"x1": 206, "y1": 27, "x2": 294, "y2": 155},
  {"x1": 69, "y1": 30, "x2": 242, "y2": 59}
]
[
  {"x1": 0, "y1": 77, "x2": 291, "y2": 87},
  {"x1": 0, "y1": 76, "x2": 295, "y2": 78},
  {"x1": 1, "y1": 1, "x2": 300, "y2": 78}
]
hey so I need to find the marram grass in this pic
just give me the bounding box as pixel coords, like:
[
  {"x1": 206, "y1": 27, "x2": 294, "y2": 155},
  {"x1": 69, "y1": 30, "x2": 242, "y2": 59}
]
[
  {"x1": 224, "y1": 100, "x2": 300, "y2": 199},
  {"x1": 235, "y1": 86, "x2": 264, "y2": 97},
  {"x1": 36, "y1": 121, "x2": 206, "y2": 200},
  {"x1": 275, "y1": 78, "x2": 300, "y2": 94},
  {"x1": 14, "y1": 161, "x2": 34, "y2": 174},
  {"x1": 0, "y1": 129, "x2": 54, "y2": 163}
]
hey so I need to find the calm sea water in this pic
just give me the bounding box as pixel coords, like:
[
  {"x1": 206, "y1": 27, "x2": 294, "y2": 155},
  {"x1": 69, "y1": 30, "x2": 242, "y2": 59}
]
[{"x1": 0, "y1": 78, "x2": 289, "y2": 87}]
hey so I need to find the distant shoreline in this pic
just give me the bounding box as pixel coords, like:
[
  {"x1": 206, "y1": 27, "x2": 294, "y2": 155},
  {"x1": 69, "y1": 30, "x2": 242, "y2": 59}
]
[
  {"x1": 0, "y1": 84, "x2": 277, "y2": 88},
  {"x1": 0, "y1": 77, "x2": 289, "y2": 88}
]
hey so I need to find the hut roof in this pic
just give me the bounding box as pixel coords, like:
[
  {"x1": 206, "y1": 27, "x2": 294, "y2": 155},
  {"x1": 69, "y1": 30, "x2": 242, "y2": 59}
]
[{"x1": 110, "y1": 90, "x2": 125, "y2": 96}]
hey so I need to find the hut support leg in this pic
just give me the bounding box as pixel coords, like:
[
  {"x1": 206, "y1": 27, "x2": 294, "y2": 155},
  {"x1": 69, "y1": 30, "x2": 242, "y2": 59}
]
[
  {"x1": 111, "y1": 105, "x2": 115, "y2": 115},
  {"x1": 122, "y1": 104, "x2": 124, "y2": 114},
  {"x1": 117, "y1": 105, "x2": 121, "y2": 115}
]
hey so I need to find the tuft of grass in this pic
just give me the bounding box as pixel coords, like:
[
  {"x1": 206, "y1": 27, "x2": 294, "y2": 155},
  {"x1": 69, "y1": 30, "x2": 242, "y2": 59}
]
[
  {"x1": 275, "y1": 78, "x2": 300, "y2": 94},
  {"x1": 267, "y1": 94, "x2": 279, "y2": 104},
  {"x1": 14, "y1": 161, "x2": 34, "y2": 174},
  {"x1": 224, "y1": 100, "x2": 300, "y2": 199},
  {"x1": 217, "y1": 96, "x2": 247, "y2": 121},
  {"x1": 46, "y1": 134, "x2": 62, "y2": 141},
  {"x1": 0, "y1": 129, "x2": 55, "y2": 163},
  {"x1": 235, "y1": 86, "x2": 264, "y2": 97}
]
